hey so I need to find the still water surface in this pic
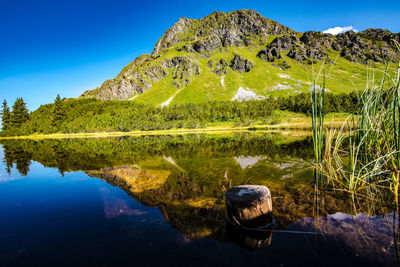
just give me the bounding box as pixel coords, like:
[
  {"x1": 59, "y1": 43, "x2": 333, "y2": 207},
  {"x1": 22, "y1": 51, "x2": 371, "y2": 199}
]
[{"x1": 0, "y1": 133, "x2": 399, "y2": 266}]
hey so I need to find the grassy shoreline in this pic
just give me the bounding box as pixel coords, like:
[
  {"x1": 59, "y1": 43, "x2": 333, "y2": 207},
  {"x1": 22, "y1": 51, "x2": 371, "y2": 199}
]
[{"x1": 0, "y1": 115, "x2": 348, "y2": 140}]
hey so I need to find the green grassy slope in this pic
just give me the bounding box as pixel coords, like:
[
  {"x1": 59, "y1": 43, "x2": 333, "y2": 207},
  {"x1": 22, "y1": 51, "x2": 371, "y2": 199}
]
[{"x1": 131, "y1": 41, "x2": 380, "y2": 107}]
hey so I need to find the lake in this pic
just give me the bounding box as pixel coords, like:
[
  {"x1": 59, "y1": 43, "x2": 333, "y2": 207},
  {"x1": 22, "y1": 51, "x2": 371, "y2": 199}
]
[{"x1": 0, "y1": 132, "x2": 399, "y2": 266}]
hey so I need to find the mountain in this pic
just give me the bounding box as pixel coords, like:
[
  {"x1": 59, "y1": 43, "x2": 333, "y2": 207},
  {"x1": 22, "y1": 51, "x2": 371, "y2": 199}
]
[{"x1": 81, "y1": 9, "x2": 400, "y2": 106}]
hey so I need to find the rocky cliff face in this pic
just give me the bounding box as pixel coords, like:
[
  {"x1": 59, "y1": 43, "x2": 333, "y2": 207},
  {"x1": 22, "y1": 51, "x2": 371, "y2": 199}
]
[
  {"x1": 151, "y1": 9, "x2": 292, "y2": 58},
  {"x1": 257, "y1": 29, "x2": 400, "y2": 65},
  {"x1": 81, "y1": 9, "x2": 400, "y2": 102}
]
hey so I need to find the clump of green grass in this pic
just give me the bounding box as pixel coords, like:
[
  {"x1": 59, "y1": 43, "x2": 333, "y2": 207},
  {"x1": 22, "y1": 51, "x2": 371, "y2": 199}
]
[{"x1": 319, "y1": 41, "x2": 400, "y2": 199}]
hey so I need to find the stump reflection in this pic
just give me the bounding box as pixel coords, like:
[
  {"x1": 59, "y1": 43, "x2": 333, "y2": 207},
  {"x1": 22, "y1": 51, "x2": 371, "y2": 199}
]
[{"x1": 226, "y1": 223, "x2": 272, "y2": 251}]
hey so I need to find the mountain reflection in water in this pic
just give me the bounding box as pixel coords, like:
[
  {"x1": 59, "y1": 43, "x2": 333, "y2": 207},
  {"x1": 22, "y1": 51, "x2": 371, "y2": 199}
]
[{"x1": 0, "y1": 133, "x2": 399, "y2": 266}]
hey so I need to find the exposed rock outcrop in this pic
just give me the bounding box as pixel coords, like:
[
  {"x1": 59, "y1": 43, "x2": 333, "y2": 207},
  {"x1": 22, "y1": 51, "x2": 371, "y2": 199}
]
[
  {"x1": 257, "y1": 29, "x2": 400, "y2": 65},
  {"x1": 151, "y1": 9, "x2": 292, "y2": 58},
  {"x1": 257, "y1": 33, "x2": 330, "y2": 64},
  {"x1": 257, "y1": 35, "x2": 297, "y2": 62},
  {"x1": 82, "y1": 55, "x2": 200, "y2": 99},
  {"x1": 336, "y1": 30, "x2": 400, "y2": 63},
  {"x1": 208, "y1": 59, "x2": 229, "y2": 76},
  {"x1": 167, "y1": 56, "x2": 200, "y2": 88},
  {"x1": 193, "y1": 35, "x2": 221, "y2": 53},
  {"x1": 230, "y1": 55, "x2": 254, "y2": 73}
]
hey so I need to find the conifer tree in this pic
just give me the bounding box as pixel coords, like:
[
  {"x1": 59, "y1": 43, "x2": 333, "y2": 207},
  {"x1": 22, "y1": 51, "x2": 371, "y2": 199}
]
[
  {"x1": 11, "y1": 98, "x2": 29, "y2": 126},
  {"x1": 51, "y1": 94, "x2": 65, "y2": 126},
  {"x1": 1, "y1": 99, "x2": 11, "y2": 131}
]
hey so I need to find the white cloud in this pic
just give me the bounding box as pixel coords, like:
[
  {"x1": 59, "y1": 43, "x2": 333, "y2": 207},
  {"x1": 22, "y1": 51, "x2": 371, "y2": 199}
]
[{"x1": 323, "y1": 26, "x2": 358, "y2": 35}]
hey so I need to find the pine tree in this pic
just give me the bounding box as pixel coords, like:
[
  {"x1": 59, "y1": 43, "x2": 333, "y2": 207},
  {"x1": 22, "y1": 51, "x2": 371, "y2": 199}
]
[
  {"x1": 51, "y1": 94, "x2": 65, "y2": 126},
  {"x1": 1, "y1": 99, "x2": 11, "y2": 131},
  {"x1": 11, "y1": 98, "x2": 29, "y2": 126}
]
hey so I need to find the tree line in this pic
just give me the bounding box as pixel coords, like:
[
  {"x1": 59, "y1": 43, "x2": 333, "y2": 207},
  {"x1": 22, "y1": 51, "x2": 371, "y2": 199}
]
[
  {"x1": 1, "y1": 98, "x2": 29, "y2": 132},
  {"x1": 0, "y1": 92, "x2": 359, "y2": 136}
]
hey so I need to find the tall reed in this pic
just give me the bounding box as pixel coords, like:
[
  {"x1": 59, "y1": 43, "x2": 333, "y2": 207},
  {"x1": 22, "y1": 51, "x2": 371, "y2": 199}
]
[
  {"x1": 320, "y1": 41, "x2": 400, "y2": 197},
  {"x1": 310, "y1": 64, "x2": 327, "y2": 228},
  {"x1": 311, "y1": 71, "x2": 325, "y2": 167}
]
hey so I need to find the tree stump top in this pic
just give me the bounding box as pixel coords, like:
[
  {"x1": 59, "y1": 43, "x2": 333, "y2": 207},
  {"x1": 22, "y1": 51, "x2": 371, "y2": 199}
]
[{"x1": 225, "y1": 185, "x2": 270, "y2": 204}]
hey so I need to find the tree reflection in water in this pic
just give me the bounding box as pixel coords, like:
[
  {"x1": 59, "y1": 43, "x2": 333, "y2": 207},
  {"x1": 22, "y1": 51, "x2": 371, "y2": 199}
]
[{"x1": 1, "y1": 133, "x2": 399, "y2": 265}]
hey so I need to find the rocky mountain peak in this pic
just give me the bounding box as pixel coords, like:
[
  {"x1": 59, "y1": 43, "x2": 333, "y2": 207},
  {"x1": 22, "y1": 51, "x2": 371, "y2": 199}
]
[
  {"x1": 151, "y1": 17, "x2": 193, "y2": 58},
  {"x1": 81, "y1": 10, "x2": 399, "y2": 103},
  {"x1": 151, "y1": 9, "x2": 293, "y2": 58}
]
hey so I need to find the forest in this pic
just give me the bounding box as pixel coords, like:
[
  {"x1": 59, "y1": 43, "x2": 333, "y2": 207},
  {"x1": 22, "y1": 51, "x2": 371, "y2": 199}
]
[{"x1": 0, "y1": 92, "x2": 359, "y2": 137}]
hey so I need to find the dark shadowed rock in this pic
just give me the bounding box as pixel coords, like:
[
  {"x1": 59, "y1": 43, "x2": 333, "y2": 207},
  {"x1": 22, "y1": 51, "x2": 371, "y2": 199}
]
[
  {"x1": 300, "y1": 31, "x2": 334, "y2": 47},
  {"x1": 257, "y1": 35, "x2": 297, "y2": 62},
  {"x1": 361, "y1": 28, "x2": 396, "y2": 42},
  {"x1": 193, "y1": 35, "x2": 221, "y2": 53},
  {"x1": 168, "y1": 56, "x2": 200, "y2": 88},
  {"x1": 258, "y1": 33, "x2": 330, "y2": 64},
  {"x1": 335, "y1": 30, "x2": 400, "y2": 64},
  {"x1": 230, "y1": 55, "x2": 254, "y2": 73},
  {"x1": 209, "y1": 59, "x2": 229, "y2": 75}
]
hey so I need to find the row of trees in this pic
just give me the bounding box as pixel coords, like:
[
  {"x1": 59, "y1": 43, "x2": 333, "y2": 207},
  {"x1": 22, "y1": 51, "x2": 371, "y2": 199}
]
[
  {"x1": 1, "y1": 98, "x2": 29, "y2": 131},
  {"x1": 1, "y1": 94, "x2": 65, "y2": 133},
  {"x1": 277, "y1": 91, "x2": 359, "y2": 114},
  {"x1": 0, "y1": 92, "x2": 360, "y2": 136}
]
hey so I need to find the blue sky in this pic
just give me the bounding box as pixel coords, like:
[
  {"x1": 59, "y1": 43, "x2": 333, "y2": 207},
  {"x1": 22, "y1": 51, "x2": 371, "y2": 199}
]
[{"x1": 1, "y1": 0, "x2": 399, "y2": 111}]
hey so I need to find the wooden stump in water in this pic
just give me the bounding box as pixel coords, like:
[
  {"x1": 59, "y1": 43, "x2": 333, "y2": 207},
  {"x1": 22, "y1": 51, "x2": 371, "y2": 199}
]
[{"x1": 225, "y1": 185, "x2": 273, "y2": 228}]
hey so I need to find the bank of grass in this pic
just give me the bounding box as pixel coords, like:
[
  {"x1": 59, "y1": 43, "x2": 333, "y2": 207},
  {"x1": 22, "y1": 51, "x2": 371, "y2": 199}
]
[{"x1": 0, "y1": 111, "x2": 347, "y2": 140}]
